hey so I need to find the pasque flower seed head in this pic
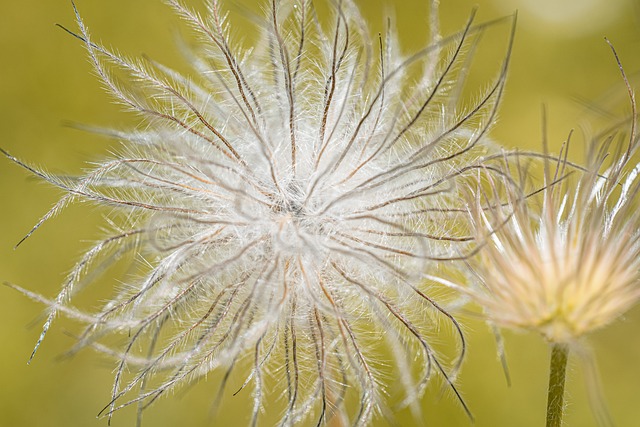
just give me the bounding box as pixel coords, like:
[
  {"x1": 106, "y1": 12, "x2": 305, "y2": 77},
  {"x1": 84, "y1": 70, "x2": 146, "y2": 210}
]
[
  {"x1": 6, "y1": 0, "x2": 514, "y2": 425},
  {"x1": 464, "y1": 112, "x2": 640, "y2": 345}
]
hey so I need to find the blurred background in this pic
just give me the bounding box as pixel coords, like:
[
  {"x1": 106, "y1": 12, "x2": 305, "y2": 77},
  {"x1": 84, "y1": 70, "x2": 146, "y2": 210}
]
[{"x1": 1, "y1": 0, "x2": 639, "y2": 426}]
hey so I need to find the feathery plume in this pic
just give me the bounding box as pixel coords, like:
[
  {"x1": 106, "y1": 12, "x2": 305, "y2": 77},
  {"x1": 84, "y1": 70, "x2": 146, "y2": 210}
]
[
  {"x1": 465, "y1": 96, "x2": 640, "y2": 346},
  {"x1": 6, "y1": 0, "x2": 514, "y2": 425},
  {"x1": 441, "y1": 44, "x2": 640, "y2": 427}
]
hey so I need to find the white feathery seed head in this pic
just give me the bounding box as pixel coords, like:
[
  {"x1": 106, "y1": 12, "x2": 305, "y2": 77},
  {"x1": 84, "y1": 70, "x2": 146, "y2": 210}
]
[
  {"x1": 6, "y1": 0, "x2": 515, "y2": 425},
  {"x1": 462, "y1": 98, "x2": 640, "y2": 345}
]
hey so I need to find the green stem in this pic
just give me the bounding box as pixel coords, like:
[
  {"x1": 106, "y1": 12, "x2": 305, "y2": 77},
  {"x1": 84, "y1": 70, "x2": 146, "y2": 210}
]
[{"x1": 546, "y1": 343, "x2": 569, "y2": 427}]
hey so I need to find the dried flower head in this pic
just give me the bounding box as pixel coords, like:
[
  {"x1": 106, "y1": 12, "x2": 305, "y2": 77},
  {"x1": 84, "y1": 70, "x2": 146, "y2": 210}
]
[
  {"x1": 6, "y1": 0, "x2": 514, "y2": 425},
  {"x1": 462, "y1": 101, "x2": 640, "y2": 345}
]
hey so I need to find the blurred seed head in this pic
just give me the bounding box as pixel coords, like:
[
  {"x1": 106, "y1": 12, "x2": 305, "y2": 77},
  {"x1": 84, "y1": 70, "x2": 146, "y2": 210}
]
[
  {"x1": 465, "y1": 104, "x2": 640, "y2": 344},
  {"x1": 7, "y1": 0, "x2": 515, "y2": 425}
]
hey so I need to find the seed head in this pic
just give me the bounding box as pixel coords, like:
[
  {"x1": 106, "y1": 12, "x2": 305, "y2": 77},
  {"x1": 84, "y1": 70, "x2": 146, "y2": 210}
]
[
  {"x1": 464, "y1": 112, "x2": 640, "y2": 344},
  {"x1": 7, "y1": 0, "x2": 514, "y2": 425}
]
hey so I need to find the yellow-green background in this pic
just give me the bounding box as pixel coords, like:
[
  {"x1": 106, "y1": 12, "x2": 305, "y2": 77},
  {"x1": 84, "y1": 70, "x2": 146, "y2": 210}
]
[{"x1": 1, "y1": 0, "x2": 639, "y2": 426}]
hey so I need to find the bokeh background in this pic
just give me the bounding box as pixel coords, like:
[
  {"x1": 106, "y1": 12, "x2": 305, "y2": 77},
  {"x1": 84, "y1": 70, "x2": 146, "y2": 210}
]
[{"x1": 1, "y1": 0, "x2": 639, "y2": 426}]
